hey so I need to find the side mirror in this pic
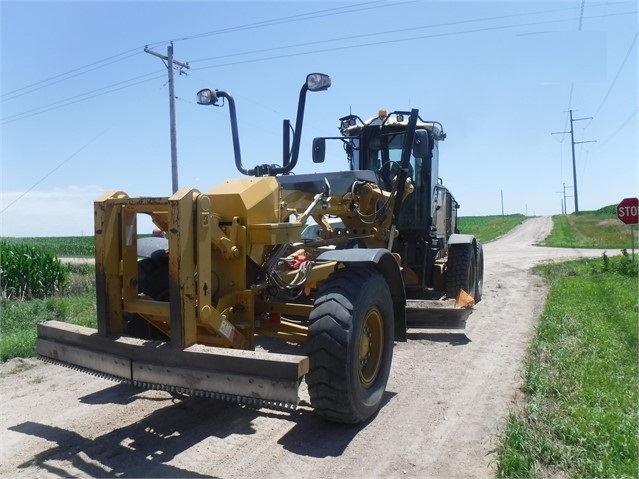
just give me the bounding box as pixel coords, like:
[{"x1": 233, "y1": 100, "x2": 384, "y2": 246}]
[
  {"x1": 413, "y1": 129, "x2": 431, "y2": 158},
  {"x1": 312, "y1": 137, "x2": 326, "y2": 163}
]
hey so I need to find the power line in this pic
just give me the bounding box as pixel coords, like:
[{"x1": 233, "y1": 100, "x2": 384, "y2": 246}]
[
  {"x1": 173, "y1": 0, "x2": 626, "y2": 49},
  {"x1": 2, "y1": 6, "x2": 634, "y2": 124},
  {"x1": 190, "y1": 10, "x2": 636, "y2": 72},
  {"x1": 155, "y1": 0, "x2": 415, "y2": 45},
  {"x1": 189, "y1": 5, "x2": 607, "y2": 64},
  {"x1": 1, "y1": 77, "x2": 172, "y2": 216},
  {"x1": 4, "y1": 1, "x2": 626, "y2": 102},
  {"x1": 563, "y1": 0, "x2": 586, "y2": 127},
  {"x1": 1, "y1": 1, "x2": 402, "y2": 102},
  {"x1": 0, "y1": 128, "x2": 110, "y2": 215},
  {"x1": 593, "y1": 32, "x2": 638, "y2": 118},
  {"x1": 1, "y1": 48, "x2": 143, "y2": 101},
  {"x1": 594, "y1": 108, "x2": 638, "y2": 148},
  {"x1": 1, "y1": 70, "x2": 165, "y2": 124},
  {"x1": 578, "y1": 31, "x2": 637, "y2": 150},
  {"x1": 578, "y1": 0, "x2": 586, "y2": 30}
]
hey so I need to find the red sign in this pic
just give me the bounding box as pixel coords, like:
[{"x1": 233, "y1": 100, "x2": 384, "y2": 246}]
[{"x1": 617, "y1": 197, "x2": 639, "y2": 225}]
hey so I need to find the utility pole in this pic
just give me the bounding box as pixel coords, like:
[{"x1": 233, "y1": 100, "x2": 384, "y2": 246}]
[
  {"x1": 144, "y1": 43, "x2": 190, "y2": 193},
  {"x1": 556, "y1": 183, "x2": 573, "y2": 214},
  {"x1": 556, "y1": 187, "x2": 564, "y2": 214},
  {"x1": 551, "y1": 110, "x2": 596, "y2": 214}
]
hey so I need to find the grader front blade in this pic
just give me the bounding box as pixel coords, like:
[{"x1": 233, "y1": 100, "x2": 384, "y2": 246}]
[{"x1": 37, "y1": 320, "x2": 308, "y2": 409}]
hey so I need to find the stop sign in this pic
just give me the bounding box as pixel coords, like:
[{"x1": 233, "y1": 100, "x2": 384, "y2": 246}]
[{"x1": 617, "y1": 197, "x2": 639, "y2": 225}]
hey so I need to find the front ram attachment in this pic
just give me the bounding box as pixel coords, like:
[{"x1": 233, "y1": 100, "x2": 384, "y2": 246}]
[{"x1": 36, "y1": 186, "x2": 309, "y2": 410}]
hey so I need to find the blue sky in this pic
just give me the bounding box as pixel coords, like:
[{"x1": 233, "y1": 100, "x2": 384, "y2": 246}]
[{"x1": 1, "y1": 0, "x2": 637, "y2": 237}]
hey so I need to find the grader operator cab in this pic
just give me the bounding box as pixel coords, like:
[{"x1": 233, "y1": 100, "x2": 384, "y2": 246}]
[{"x1": 37, "y1": 73, "x2": 483, "y2": 424}]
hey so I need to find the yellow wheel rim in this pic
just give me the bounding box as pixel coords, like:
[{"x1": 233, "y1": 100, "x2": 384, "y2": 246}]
[{"x1": 358, "y1": 307, "x2": 384, "y2": 388}]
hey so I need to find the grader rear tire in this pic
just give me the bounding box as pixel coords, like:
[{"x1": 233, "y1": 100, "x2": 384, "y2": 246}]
[
  {"x1": 306, "y1": 267, "x2": 394, "y2": 424},
  {"x1": 446, "y1": 243, "x2": 477, "y2": 301},
  {"x1": 475, "y1": 242, "x2": 484, "y2": 303}
]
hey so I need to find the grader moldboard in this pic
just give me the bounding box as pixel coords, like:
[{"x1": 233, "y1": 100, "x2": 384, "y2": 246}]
[{"x1": 38, "y1": 73, "x2": 483, "y2": 424}]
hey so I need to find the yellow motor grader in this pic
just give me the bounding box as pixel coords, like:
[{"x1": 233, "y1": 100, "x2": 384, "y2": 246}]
[{"x1": 37, "y1": 73, "x2": 483, "y2": 424}]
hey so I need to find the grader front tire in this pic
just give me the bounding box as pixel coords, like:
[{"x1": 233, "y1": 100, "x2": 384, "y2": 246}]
[{"x1": 306, "y1": 267, "x2": 394, "y2": 424}]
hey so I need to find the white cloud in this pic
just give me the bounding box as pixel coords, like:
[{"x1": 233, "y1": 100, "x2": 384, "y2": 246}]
[{"x1": 1, "y1": 186, "x2": 105, "y2": 237}]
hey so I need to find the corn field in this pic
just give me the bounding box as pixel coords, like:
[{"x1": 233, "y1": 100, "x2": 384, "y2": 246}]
[{"x1": 0, "y1": 241, "x2": 68, "y2": 299}]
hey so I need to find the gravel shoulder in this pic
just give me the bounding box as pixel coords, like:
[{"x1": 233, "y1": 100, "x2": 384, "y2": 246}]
[{"x1": 0, "y1": 216, "x2": 612, "y2": 478}]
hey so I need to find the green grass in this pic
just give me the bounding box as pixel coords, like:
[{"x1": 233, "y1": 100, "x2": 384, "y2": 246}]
[
  {"x1": 0, "y1": 263, "x2": 96, "y2": 360},
  {"x1": 496, "y1": 253, "x2": 639, "y2": 478},
  {"x1": 458, "y1": 214, "x2": 526, "y2": 243},
  {"x1": 0, "y1": 292, "x2": 97, "y2": 360},
  {"x1": 543, "y1": 206, "x2": 638, "y2": 249}
]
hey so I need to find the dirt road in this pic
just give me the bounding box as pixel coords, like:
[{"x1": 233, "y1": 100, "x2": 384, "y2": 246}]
[{"x1": 0, "y1": 217, "x2": 613, "y2": 478}]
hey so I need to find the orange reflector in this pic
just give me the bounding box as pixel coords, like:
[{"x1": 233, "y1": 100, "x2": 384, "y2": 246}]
[{"x1": 455, "y1": 289, "x2": 475, "y2": 309}]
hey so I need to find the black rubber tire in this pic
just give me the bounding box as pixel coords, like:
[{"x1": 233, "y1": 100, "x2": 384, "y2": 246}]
[
  {"x1": 475, "y1": 242, "x2": 484, "y2": 303},
  {"x1": 138, "y1": 255, "x2": 169, "y2": 301},
  {"x1": 125, "y1": 255, "x2": 170, "y2": 341},
  {"x1": 306, "y1": 267, "x2": 394, "y2": 424},
  {"x1": 445, "y1": 243, "x2": 477, "y2": 300}
]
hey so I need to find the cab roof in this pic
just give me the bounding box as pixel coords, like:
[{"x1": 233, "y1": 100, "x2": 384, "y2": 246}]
[{"x1": 340, "y1": 110, "x2": 445, "y2": 140}]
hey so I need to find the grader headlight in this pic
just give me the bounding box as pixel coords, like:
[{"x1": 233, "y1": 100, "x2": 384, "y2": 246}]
[
  {"x1": 196, "y1": 88, "x2": 218, "y2": 106},
  {"x1": 306, "y1": 73, "x2": 332, "y2": 92}
]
